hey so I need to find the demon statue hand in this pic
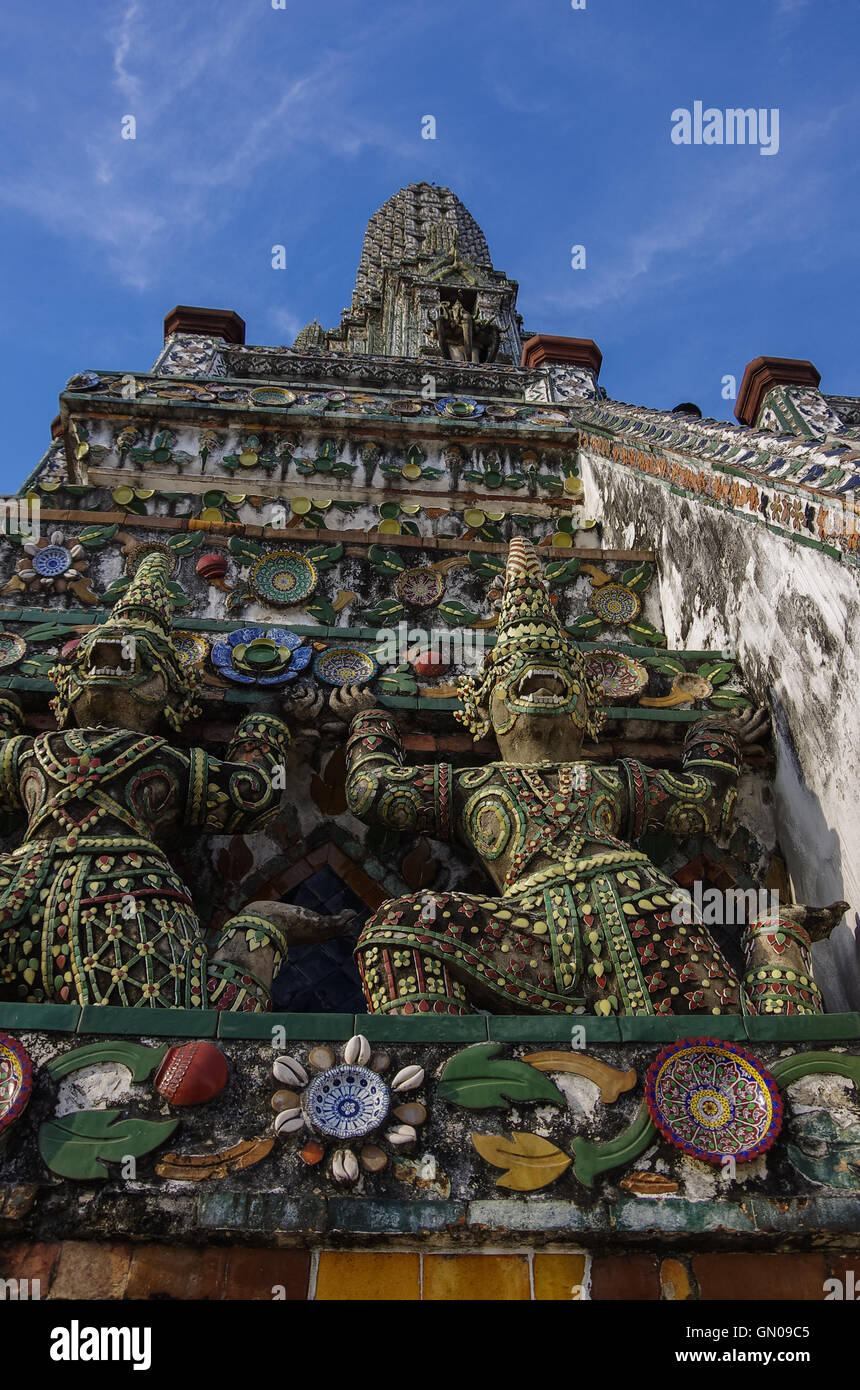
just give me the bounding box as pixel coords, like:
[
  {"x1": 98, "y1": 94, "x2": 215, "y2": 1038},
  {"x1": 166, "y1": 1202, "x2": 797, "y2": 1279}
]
[
  {"x1": 340, "y1": 538, "x2": 843, "y2": 1018},
  {"x1": 0, "y1": 551, "x2": 351, "y2": 1011}
]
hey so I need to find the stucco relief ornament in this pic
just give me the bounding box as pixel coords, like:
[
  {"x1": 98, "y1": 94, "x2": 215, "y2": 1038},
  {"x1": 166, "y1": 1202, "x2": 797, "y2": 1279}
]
[
  {"x1": 3, "y1": 531, "x2": 99, "y2": 605},
  {"x1": 271, "y1": 1034, "x2": 426, "y2": 1184},
  {"x1": 211, "y1": 626, "x2": 312, "y2": 686}
]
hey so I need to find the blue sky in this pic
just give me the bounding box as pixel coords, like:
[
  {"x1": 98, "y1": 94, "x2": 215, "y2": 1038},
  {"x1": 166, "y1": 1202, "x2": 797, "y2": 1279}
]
[{"x1": 0, "y1": 0, "x2": 857, "y2": 491}]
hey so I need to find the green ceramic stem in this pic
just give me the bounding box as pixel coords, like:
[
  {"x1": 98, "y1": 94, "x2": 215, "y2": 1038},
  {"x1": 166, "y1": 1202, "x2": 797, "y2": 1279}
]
[
  {"x1": 770, "y1": 1051, "x2": 860, "y2": 1090},
  {"x1": 571, "y1": 1099, "x2": 656, "y2": 1188}
]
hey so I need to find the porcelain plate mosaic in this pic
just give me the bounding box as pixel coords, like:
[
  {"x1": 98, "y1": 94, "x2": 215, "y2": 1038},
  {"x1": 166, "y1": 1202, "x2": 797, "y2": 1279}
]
[
  {"x1": 250, "y1": 550, "x2": 317, "y2": 606},
  {"x1": 314, "y1": 647, "x2": 378, "y2": 687},
  {"x1": 645, "y1": 1038, "x2": 783, "y2": 1164},
  {"x1": 0, "y1": 632, "x2": 26, "y2": 671},
  {"x1": 0, "y1": 1032, "x2": 33, "y2": 1136},
  {"x1": 303, "y1": 1064, "x2": 389, "y2": 1140}
]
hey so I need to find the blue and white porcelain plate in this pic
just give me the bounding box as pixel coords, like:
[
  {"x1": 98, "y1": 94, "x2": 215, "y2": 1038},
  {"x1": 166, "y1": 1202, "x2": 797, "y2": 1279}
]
[
  {"x1": 303, "y1": 1064, "x2": 389, "y2": 1139},
  {"x1": 33, "y1": 545, "x2": 72, "y2": 577}
]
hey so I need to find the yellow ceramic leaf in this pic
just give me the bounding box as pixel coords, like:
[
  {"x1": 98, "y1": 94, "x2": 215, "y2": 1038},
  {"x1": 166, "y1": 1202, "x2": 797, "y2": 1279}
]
[{"x1": 471, "y1": 1130, "x2": 571, "y2": 1192}]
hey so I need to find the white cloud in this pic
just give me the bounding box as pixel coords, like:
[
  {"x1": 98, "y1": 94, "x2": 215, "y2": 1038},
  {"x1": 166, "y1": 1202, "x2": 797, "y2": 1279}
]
[
  {"x1": 111, "y1": 0, "x2": 142, "y2": 102},
  {"x1": 268, "y1": 307, "x2": 305, "y2": 342}
]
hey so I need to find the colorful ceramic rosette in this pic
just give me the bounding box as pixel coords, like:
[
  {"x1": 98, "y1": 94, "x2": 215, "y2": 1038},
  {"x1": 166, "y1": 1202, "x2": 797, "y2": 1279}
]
[
  {"x1": 394, "y1": 566, "x2": 444, "y2": 608},
  {"x1": 172, "y1": 632, "x2": 210, "y2": 671},
  {"x1": 248, "y1": 387, "x2": 296, "y2": 408},
  {"x1": 0, "y1": 1033, "x2": 33, "y2": 1136},
  {"x1": 585, "y1": 648, "x2": 648, "y2": 700},
  {"x1": 0, "y1": 632, "x2": 26, "y2": 671},
  {"x1": 588, "y1": 583, "x2": 641, "y2": 626},
  {"x1": 211, "y1": 626, "x2": 312, "y2": 686},
  {"x1": 314, "y1": 647, "x2": 378, "y2": 687},
  {"x1": 249, "y1": 550, "x2": 317, "y2": 606},
  {"x1": 435, "y1": 396, "x2": 484, "y2": 419},
  {"x1": 645, "y1": 1038, "x2": 783, "y2": 1164}
]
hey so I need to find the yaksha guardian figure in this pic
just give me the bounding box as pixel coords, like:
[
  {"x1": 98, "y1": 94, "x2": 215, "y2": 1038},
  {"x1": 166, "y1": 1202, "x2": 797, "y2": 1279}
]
[
  {"x1": 342, "y1": 539, "x2": 842, "y2": 1017},
  {"x1": 0, "y1": 551, "x2": 347, "y2": 1011}
]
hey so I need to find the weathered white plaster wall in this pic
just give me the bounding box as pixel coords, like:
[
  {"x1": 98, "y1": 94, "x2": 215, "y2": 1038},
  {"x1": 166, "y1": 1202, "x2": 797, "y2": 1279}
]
[{"x1": 580, "y1": 448, "x2": 860, "y2": 1010}]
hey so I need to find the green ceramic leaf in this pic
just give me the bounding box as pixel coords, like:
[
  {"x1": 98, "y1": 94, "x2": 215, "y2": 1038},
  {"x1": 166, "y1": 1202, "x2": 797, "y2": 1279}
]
[
  {"x1": 627, "y1": 621, "x2": 667, "y2": 647},
  {"x1": 369, "y1": 545, "x2": 406, "y2": 574},
  {"x1": 438, "y1": 1043, "x2": 562, "y2": 1110},
  {"x1": 708, "y1": 692, "x2": 753, "y2": 709},
  {"x1": 377, "y1": 670, "x2": 418, "y2": 696},
  {"x1": 361, "y1": 600, "x2": 405, "y2": 627},
  {"x1": 228, "y1": 536, "x2": 263, "y2": 565},
  {"x1": 307, "y1": 542, "x2": 344, "y2": 569},
  {"x1": 167, "y1": 532, "x2": 204, "y2": 554},
  {"x1": 621, "y1": 563, "x2": 653, "y2": 594},
  {"x1": 38, "y1": 1110, "x2": 179, "y2": 1180},
  {"x1": 102, "y1": 577, "x2": 132, "y2": 604},
  {"x1": 697, "y1": 660, "x2": 735, "y2": 686},
  {"x1": 305, "y1": 598, "x2": 335, "y2": 625},
  {"x1": 644, "y1": 655, "x2": 686, "y2": 676},
  {"x1": 47, "y1": 1041, "x2": 169, "y2": 1082},
  {"x1": 467, "y1": 551, "x2": 504, "y2": 580},
  {"x1": 166, "y1": 582, "x2": 191, "y2": 608},
  {"x1": 544, "y1": 559, "x2": 581, "y2": 586},
  {"x1": 24, "y1": 623, "x2": 73, "y2": 642},
  {"x1": 78, "y1": 524, "x2": 119, "y2": 548},
  {"x1": 568, "y1": 616, "x2": 602, "y2": 637},
  {"x1": 438, "y1": 601, "x2": 480, "y2": 626}
]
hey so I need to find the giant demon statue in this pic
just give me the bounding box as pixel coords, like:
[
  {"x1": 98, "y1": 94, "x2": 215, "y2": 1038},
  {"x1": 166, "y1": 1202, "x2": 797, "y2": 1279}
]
[
  {"x1": 0, "y1": 551, "x2": 348, "y2": 1011},
  {"x1": 338, "y1": 539, "x2": 843, "y2": 1018}
]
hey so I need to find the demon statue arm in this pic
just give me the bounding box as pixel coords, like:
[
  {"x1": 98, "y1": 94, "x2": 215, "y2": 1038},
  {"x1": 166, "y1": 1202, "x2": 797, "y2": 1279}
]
[
  {"x1": 618, "y1": 715, "x2": 746, "y2": 843},
  {"x1": 342, "y1": 538, "x2": 843, "y2": 1019},
  {"x1": 341, "y1": 701, "x2": 456, "y2": 841},
  {"x1": 0, "y1": 693, "x2": 29, "y2": 815},
  {"x1": 181, "y1": 711, "x2": 292, "y2": 835}
]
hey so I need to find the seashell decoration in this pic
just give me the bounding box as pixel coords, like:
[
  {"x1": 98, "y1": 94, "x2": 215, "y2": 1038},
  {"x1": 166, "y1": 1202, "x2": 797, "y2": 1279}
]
[
  {"x1": 273, "y1": 1055, "x2": 308, "y2": 1088},
  {"x1": 386, "y1": 1124, "x2": 417, "y2": 1146},
  {"x1": 331, "y1": 1148, "x2": 360, "y2": 1184},
  {"x1": 343, "y1": 1034, "x2": 372, "y2": 1067},
  {"x1": 391, "y1": 1065, "x2": 425, "y2": 1093},
  {"x1": 274, "y1": 1107, "x2": 305, "y2": 1136}
]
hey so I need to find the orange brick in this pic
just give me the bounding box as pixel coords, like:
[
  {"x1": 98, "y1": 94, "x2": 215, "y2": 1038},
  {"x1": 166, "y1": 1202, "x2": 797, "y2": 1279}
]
[
  {"x1": 0, "y1": 1241, "x2": 59, "y2": 1295},
  {"x1": 126, "y1": 1244, "x2": 227, "y2": 1300},
  {"x1": 423, "y1": 1254, "x2": 530, "y2": 1301},
  {"x1": 224, "y1": 1248, "x2": 310, "y2": 1301},
  {"x1": 661, "y1": 1258, "x2": 695, "y2": 1301},
  {"x1": 693, "y1": 1254, "x2": 828, "y2": 1301},
  {"x1": 534, "y1": 1254, "x2": 587, "y2": 1301},
  {"x1": 591, "y1": 1255, "x2": 659, "y2": 1301},
  {"x1": 50, "y1": 1242, "x2": 133, "y2": 1300},
  {"x1": 315, "y1": 1252, "x2": 419, "y2": 1301}
]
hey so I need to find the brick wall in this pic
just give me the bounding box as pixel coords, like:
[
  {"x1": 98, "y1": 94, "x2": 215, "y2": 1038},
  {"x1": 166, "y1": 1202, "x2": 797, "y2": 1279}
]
[{"x1": 1, "y1": 1243, "x2": 858, "y2": 1300}]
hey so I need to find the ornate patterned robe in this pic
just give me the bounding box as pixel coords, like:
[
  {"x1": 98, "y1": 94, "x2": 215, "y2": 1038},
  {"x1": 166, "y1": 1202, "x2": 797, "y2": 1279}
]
[
  {"x1": 346, "y1": 710, "x2": 748, "y2": 1017},
  {"x1": 0, "y1": 707, "x2": 289, "y2": 1009}
]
